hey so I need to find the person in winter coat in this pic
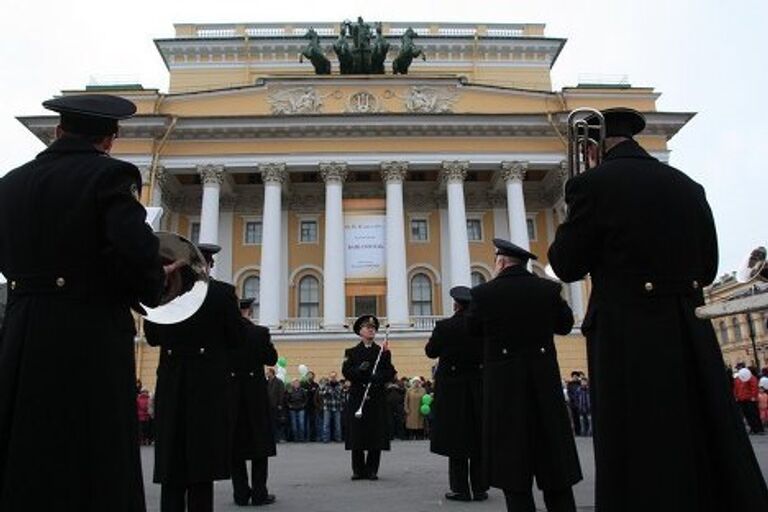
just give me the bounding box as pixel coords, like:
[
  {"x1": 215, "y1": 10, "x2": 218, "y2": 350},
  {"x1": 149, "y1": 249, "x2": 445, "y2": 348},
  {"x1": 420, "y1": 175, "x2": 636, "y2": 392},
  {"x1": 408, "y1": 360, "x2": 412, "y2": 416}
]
[
  {"x1": 404, "y1": 379, "x2": 426, "y2": 439},
  {"x1": 549, "y1": 107, "x2": 768, "y2": 511},
  {"x1": 734, "y1": 367, "x2": 764, "y2": 434},
  {"x1": 286, "y1": 380, "x2": 308, "y2": 442}
]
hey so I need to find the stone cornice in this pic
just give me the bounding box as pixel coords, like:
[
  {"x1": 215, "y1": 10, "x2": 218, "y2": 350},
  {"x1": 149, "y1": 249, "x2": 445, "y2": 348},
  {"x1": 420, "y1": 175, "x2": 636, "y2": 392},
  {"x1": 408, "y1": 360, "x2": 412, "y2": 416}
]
[{"x1": 17, "y1": 111, "x2": 695, "y2": 144}]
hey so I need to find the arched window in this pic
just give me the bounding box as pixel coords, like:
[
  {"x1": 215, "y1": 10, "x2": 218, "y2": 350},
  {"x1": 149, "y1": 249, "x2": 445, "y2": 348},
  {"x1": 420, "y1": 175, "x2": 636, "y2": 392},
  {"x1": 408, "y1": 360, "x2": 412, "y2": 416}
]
[
  {"x1": 298, "y1": 275, "x2": 320, "y2": 318},
  {"x1": 719, "y1": 321, "x2": 729, "y2": 344},
  {"x1": 410, "y1": 273, "x2": 433, "y2": 316},
  {"x1": 243, "y1": 276, "x2": 260, "y2": 319},
  {"x1": 732, "y1": 317, "x2": 743, "y2": 342},
  {"x1": 471, "y1": 271, "x2": 487, "y2": 287}
]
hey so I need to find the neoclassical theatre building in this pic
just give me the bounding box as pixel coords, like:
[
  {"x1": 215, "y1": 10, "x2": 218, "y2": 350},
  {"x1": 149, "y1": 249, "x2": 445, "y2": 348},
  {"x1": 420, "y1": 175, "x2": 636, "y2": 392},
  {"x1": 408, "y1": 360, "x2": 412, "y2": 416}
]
[{"x1": 19, "y1": 21, "x2": 693, "y2": 388}]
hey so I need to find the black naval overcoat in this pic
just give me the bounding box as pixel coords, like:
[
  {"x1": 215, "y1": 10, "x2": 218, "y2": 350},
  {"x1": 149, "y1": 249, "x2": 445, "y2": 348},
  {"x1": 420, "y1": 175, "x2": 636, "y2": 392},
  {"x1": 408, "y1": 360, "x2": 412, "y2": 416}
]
[
  {"x1": 342, "y1": 341, "x2": 397, "y2": 451},
  {"x1": 548, "y1": 139, "x2": 768, "y2": 511},
  {"x1": 467, "y1": 265, "x2": 581, "y2": 492},
  {"x1": 0, "y1": 137, "x2": 164, "y2": 511},
  {"x1": 425, "y1": 310, "x2": 483, "y2": 458},
  {"x1": 229, "y1": 317, "x2": 278, "y2": 460},
  {"x1": 145, "y1": 279, "x2": 244, "y2": 485}
]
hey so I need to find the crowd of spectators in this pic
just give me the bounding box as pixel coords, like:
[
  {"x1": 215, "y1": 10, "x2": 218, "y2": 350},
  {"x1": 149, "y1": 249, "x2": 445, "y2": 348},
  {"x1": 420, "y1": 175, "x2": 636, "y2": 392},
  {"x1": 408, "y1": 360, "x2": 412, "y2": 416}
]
[{"x1": 137, "y1": 362, "x2": 768, "y2": 445}]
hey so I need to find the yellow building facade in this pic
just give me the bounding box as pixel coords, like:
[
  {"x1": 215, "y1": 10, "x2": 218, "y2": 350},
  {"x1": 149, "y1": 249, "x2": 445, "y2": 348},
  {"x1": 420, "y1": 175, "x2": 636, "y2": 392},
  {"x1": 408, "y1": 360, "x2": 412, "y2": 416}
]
[
  {"x1": 705, "y1": 275, "x2": 768, "y2": 369},
  {"x1": 19, "y1": 21, "x2": 693, "y2": 390}
]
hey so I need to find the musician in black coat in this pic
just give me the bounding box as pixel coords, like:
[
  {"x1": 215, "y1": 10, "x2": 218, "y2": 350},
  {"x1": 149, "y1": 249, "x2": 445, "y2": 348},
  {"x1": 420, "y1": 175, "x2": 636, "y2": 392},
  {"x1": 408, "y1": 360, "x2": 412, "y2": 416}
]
[
  {"x1": 425, "y1": 286, "x2": 488, "y2": 502},
  {"x1": 468, "y1": 239, "x2": 580, "y2": 512},
  {"x1": 229, "y1": 297, "x2": 278, "y2": 506},
  {"x1": 341, "y1": 315, "x2": 396, "y2": 480},
  {"x1": 145, "y1": 244, "x2": 244, "y2": 512},
  {"x1": 0, "y1": 95, "x2": 166, "y2": 511},
  {"x1": 548, "y1": 108, "x2": 768, "y2": 511}
]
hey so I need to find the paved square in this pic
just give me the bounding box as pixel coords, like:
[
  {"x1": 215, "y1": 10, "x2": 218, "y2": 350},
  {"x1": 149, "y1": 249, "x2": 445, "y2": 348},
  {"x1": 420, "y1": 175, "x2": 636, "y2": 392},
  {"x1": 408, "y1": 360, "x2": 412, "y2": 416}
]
[{"x1": 141, "y1": 436, "x2": 768, "y2": 511}]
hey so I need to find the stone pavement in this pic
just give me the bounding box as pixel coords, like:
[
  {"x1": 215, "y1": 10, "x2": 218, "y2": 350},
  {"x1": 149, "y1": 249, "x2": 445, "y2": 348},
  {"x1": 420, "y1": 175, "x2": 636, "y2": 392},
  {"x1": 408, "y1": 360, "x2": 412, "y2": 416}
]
[{"x1": 141, "y1": 436, "x2": 768, "y2": 511}]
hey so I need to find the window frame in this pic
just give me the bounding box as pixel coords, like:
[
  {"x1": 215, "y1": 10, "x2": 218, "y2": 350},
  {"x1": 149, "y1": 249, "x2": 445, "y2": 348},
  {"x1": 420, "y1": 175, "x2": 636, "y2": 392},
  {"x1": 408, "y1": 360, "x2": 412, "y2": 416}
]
[
  {"x1": 465, "y1": 214, "x2": 484, "y2": 243},
  {"x1": 297, "y1": 274, "x2": 321, "y2": 318},
  {"x1": 242, "y1": 216, "x2": 263, "y2": 246},
  {"x1": 410, "y1": 272, "x2": 433, "y2": 316},
  {"x1": 408, "y1": 214, "x2": 430, "y2": 243},
  {"x1": 297, "y1": 215, "x2": 320, "y2": 245}
]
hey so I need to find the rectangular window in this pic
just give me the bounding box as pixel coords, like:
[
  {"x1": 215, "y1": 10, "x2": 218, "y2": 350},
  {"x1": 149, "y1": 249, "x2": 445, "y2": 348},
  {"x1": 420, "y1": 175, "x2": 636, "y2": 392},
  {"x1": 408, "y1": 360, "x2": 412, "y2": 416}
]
[
  {"x1": 410, "y1": 219, "x2": 428, "y2": 241},
  {"x1": 466, "y1": 219, "x2": 483, "y2": 241},
  {"x1": 244, "y1": 221, "x2": 262, "y2": 245},
  {"x1": 300, "y1": 220, "x2": 318, "y2": 243},
  {"x1": 190, "y1": 222, "x2": 201, "y2": 244},
  {"x1": 354, "y1": 296, "x2": 377, "y2": 317},
  {"x1": 526, "y1": 218, "x2": 537, "y2": 241}
]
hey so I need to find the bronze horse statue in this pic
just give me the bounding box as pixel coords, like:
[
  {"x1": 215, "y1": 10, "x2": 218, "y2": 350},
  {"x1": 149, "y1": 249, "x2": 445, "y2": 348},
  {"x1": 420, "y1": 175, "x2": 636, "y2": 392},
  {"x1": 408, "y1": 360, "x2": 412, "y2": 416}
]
[
  {"x1": 333, "y1": 23, "x2": 354, "y2": 74},
  {"x1": 300, "y1": 28, "x2": 331, "y2": 75},
  {"x1": 370, "y1": 22, "x2": 390, "y2": 75},
  {"x1": 392, "y1": 28, "x2": 426, "y2": 75}
]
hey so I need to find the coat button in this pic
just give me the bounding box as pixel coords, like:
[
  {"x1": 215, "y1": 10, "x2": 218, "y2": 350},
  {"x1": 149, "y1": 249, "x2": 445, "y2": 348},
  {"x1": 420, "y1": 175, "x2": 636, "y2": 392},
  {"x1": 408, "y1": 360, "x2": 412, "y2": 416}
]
[
  {"x1": 450, "y1": 365, "x2": 456, "y2": 371},
  {"x1": 501, "y1": 348, "x2": 508, "y2": 355},
  {"x1": 540, "y1": 347, "x2": 546, "y2": 354},
  {"x1": 199, "y1": 348, "x2": 205, "y2": 355},
  {"x1": 644, "y1": 282, "x2": 654, "y2": 292},
  {"x1": 692, "y1": 280, "x2": 699, "y2": 289},
  {"x1": 167, "y1": 349, "x2": 173, "y2": 355},
  {"x1": 231, "y1": 372, "x2": 235, "y2": 377},
  {"x1": 479, "y1": 364, "x2": 484, "y2": 369},
  {"x1": 249, "y1": 371, "x2": 255, "y2": 377},
  {"x1": 10, "y1": 281, "x2": 15, "y2": 290},
  {"x1": 56, "y1": 277, "x2": 66, "y2": 287}
]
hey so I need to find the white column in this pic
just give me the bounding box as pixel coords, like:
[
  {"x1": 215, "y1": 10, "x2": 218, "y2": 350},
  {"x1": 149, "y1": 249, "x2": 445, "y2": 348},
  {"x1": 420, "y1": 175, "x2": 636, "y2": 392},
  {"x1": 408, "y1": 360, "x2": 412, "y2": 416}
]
[
  {"x1": 140, "y1": 166, "x2": 166, "y2": 230},
  {"x1": 381, "y1": 161, "x2": 409, "y2": 328},
  {"x1": 320, "y1": 162, "x2": 348, "y2": 330},
  {"x1": 218, "y1": 210, "x2": 234, "y2": 283},
  {"x1": 198, "y1": 164, "x2": 224, "y2": 245},
  {"x1": 501, "y1": 161, "x2": 530, "y2": 251},
  {"x1": 441, "y1": 161, "x2": 472, "y2": 288},
  {"x1": 259, "y1": 163, "x2": 287, "y2": 329}
]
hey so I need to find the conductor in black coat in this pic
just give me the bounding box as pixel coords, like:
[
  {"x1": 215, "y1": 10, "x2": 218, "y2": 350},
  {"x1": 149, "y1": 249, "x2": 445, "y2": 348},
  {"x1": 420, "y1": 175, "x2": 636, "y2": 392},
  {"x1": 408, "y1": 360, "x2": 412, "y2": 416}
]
[
  {"x1": 0, "y1": 95, "x2": 167, "y2": 511},
  {"x1": 548, "y1": 108, "x2": 768, "y2": 511},
  {"x1": 425, "y1": 286, "x2": 488, "y2": 502},
  {"x1": 145, "y1": 244, "x2": 244, "y2": 512},
  {"x1": 341, "y1": 315, "x2": 396, "y2": 480},
  {"x1": 468, "y1": 239, "x2": 580, "y2": 512},
  {"x1": 229, "y1": 297, "x2": 278, "y2": 506}
]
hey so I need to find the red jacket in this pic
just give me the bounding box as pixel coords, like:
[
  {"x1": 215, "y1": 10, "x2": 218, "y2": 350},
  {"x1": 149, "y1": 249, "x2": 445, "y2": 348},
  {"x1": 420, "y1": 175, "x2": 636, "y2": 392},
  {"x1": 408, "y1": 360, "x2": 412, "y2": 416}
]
[
  {"x1": 137, "y1": 393, "x2": 151, "y2": 422},
  {"x1": 734, "y1": 376, "x2": 759, "y2": 402}
]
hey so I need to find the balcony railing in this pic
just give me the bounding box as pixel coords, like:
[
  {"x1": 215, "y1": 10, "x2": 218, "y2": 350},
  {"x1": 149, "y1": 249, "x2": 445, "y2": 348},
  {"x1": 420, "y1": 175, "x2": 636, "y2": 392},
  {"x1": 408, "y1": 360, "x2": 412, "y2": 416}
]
[{"x1": 275, "y1": 316, "x2": 444, "y2": 333}]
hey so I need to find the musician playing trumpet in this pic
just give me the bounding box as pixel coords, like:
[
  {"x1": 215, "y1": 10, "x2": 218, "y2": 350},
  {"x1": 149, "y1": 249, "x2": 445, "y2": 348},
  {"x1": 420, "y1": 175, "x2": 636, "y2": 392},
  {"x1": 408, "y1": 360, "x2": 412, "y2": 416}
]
[{"x1": 341, "y1": 315, "x2": 396, "y2": 481}]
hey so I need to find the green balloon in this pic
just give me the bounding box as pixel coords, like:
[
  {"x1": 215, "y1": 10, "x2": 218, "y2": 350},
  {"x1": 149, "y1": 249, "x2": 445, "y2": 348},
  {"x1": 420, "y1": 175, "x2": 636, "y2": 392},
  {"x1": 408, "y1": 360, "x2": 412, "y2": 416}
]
[
  {"x1": 421, "y1": 394, "x2": 433, "y2": 405},
  {"x1": 277, "y1": 357, "x2": 287, "y2": 368},
  {"x1": 420, "y1": 404, "x2": 431, "y2": 416}
]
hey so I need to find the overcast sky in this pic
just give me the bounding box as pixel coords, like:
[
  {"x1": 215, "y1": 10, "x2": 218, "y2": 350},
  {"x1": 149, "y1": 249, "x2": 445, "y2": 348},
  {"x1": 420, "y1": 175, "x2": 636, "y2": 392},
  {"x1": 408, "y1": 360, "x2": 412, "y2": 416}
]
[{"x1": 1, "y1": 0, "x2": 765, "y2": 279}]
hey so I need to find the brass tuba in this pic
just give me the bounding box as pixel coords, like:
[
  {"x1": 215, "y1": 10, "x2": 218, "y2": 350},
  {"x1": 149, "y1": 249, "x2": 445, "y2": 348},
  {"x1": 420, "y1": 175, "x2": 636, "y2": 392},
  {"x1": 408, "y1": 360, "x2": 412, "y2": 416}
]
[
  {"x1": 140, "y1": 208, "x2": 209, "y2": 324},
  {"x1": 695, "y1": 246, "x2": 768, "y2": 319},
  {"x1": 567, "y1": 108, "x2": 606, "y2": 180}
]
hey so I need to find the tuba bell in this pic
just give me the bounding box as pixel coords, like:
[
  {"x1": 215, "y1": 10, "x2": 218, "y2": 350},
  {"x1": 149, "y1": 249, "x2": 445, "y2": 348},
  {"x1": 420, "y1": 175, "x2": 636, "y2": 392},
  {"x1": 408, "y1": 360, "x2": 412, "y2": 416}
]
[
  {"x1": 695, "y1": 246, "x2": 768, "y2": 319},
  {"x1": 567, "y1": 108, "x2": 606, "y2": 180},
  {"x1": 139, "y1": 208, "x2": 209, "y2": 324}
]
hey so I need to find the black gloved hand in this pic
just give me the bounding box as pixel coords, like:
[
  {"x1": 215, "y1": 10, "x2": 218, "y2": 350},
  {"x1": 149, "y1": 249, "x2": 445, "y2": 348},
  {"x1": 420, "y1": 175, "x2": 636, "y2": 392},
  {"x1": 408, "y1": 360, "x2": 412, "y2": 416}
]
[{"x1": 358, "y1": 361, "x2": 371, "y2": 372}]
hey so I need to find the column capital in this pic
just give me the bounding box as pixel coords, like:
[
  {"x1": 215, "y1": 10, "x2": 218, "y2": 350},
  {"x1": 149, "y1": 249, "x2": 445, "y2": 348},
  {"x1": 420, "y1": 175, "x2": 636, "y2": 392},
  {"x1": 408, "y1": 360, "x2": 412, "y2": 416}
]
[
  {"x1": 500, "y1": 161, "x2": 528, "y2": 183},
  {"x1": 440, "y1": 160, "x2": 469, "y2": 184},
  {"x1": 319, "y1": 162, "x2": 348, "y2": 184},
  {"x1": 380, "y1": 161, "x2": 408, "y2": 184},
  {"x1": 197, "y1": 164, "x2": 225, "y2": 185},
  {"x1": 260, "y1": 162, "x2": 287, "y2": 184},
  {"x1": 154, "y1": 165, "x2": 168, "y2": 187}
]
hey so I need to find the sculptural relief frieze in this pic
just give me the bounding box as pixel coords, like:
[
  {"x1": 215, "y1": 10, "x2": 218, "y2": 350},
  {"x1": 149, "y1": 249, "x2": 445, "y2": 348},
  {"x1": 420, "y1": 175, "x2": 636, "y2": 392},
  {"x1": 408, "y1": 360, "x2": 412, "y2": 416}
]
[
  {"x1": 267, "y1": 87, "x2": 325, "y2": 115},
  {"x1": 405, "y1": 86, "x2": 459, "y2": 113}
]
